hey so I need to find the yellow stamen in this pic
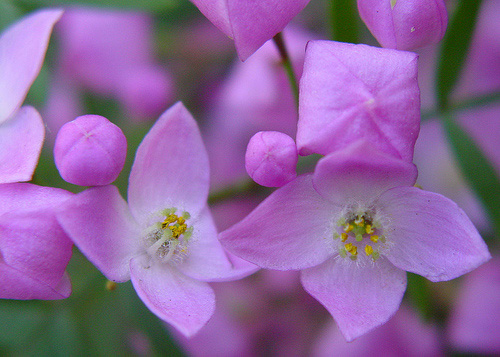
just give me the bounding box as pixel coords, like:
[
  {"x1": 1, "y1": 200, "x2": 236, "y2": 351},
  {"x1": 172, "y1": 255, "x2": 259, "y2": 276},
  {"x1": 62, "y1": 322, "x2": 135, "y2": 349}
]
[
  {"x1": 365, "y1": 245, "x2": 373, "y2": 256},
  {"x1": 344, "y1": 224, "x2": 354, "y2": 233},
  {"x1": 345, "y1": 243, "x2": 357, "y2": 256},
  {"x1": 354, "y1": 216, "x2": 364, "y2": 226},
  {"x1": 365, "y1": 224, "x2": 374, "y2": 234},
  {"x1": 370, "y1": 235, "x2": 379, "y2": 243},
  {"x1": 341, "y1": 233, "x2": 349, "y2": 242}
]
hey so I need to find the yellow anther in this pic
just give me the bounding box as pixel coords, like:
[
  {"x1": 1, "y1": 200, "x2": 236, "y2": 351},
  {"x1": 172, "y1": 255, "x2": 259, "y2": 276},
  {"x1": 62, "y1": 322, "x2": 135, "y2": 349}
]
[
  {"x1": 345, "y1": 243, "x2": 357, "y2": 256},
  {"x1": 340, "y1": 233, "x2": 349, "y2": 242},
  {"x1": 177, "y1": 217, "x2": 185, "y2": 225},
  {"x1": 365, "y1": 224, "x2": 374, "y2": 234},
  {"x1": 365, "y1": 245, "x2": 373, "y2": 256},
  {"x1": 344, "y1": 224, "x2": 354, "y2": 233},
  {"x1": 370, "y1": 235, "x2": 379, "y2": 243}
]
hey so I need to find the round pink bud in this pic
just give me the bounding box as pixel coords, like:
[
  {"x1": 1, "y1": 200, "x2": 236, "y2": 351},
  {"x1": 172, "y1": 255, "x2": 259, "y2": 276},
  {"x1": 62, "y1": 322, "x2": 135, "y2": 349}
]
[
  {"x1": 357, "y1": 0, "x2": 448, "y2": 51},
  {"x1": 54, "y1": 115, "x2": 127, "y2": 186},
  {"x1": 245, "y1": 131, "x2": 298, "y2": 187}
]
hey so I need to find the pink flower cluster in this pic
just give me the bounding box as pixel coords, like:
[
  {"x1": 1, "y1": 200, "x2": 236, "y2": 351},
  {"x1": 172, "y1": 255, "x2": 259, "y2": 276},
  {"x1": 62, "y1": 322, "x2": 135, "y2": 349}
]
[{"x1": 1, "y1": 1, "x2": 498, "y2": 354}]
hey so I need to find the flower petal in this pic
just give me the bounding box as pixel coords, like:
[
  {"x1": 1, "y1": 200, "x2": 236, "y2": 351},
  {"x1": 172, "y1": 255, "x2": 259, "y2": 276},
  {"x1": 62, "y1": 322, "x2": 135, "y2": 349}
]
[
  {"x1": 0, "y1": 211, "x2": 72, "y2": 300},
  {"x1": 313, "y1": 140, "x2": 417, "y2": 205},
  {"x1": 176, "y1": 206, "x2": 236, "y2": 282},
  {"x1": 301, "y1": 257, "x2": 407, "y2": 341},
  {"x1": 0, "y1": 106, "x2": 45, "y2": 183},
  {"x1": 130, "y1": 257, "x2": 215, "y2": 337},
  {"x1": 0, "y1": 182, "x2": 71, "y2": 215},
  {"x1": 297, "y1": 40, "x2": 420, "y2": 161},
  {"x1": 0, "y1": 9, "x2": 62, "y2": 123},
  {"x1": 220, "y1": 175, "x2": 336, "y2": 270},
  {"x1": 378, "y1": 186, "x2": 491, "y2": 282},
  {"x1": 56, "y1": 185, "x2": 143, "y2": 282},
  {"x1": 128, "y1": 102, "x2": 209, "y2": 225}
]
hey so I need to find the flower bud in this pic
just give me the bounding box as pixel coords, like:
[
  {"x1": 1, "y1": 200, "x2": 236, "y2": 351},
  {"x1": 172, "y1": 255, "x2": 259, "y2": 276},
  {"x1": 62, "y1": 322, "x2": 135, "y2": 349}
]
[
  {"x1": 54, "y1": 115, "x2": 127, "y2": 186},
  {"x1": 357, "y1": 0, "x2": 448, "y2": 50},
  {"x1": 245, "y1": 131, "x2": 297, "y2": 187}
]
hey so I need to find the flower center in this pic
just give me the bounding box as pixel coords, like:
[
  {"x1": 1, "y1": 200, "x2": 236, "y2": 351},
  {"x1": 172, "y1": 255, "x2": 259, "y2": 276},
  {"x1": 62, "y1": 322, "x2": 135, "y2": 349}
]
[
  {"x1": 144, "y1": 208, "x2": 193, "y2": 264},
  {"x1": 334, "y1": 211, "x2": 387, "y2": 263}
]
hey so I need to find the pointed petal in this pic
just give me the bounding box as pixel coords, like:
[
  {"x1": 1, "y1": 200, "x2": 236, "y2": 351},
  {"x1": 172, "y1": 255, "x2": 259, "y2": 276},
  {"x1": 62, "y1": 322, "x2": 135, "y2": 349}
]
[
  {"x1": 0, "y1": 106, "x2": 45, "y2": 183},
  {"x1": 0, "y1": 9, "x2": 63, "y2": 123},
  {"x1": 313, "y1": 140, "x2": 417, "y2": 205},
  {"x1": 130, "y1": 258, "x2": 215, "y2": 337},
  {"x1": 228, "y1": 0, "x2": 310, "y2": 61},
  {"x1": 176, "y1": 206, "x2": 235, "y2": 282},
  {"x1": 301, "y1": 257, "x2": 407, "y2": 341},
  {"x1": 377, "y1": 187, "x2": 491, "y2": 282},
  {"x1": 297, "y1": 41, "x2": 419, "y2": 161},
  {"x1": 0, "y1": 211, "x2": 72, "y2": 300},
  {"x1": 128, "y1": 102, "x2": 209, "y2": 225},
  {"x1": 220, "y1": 175, "x2": 336, "y2": 270},
  {"x1": 56, "y1": 185, "x2": 143, "y2": 282}
]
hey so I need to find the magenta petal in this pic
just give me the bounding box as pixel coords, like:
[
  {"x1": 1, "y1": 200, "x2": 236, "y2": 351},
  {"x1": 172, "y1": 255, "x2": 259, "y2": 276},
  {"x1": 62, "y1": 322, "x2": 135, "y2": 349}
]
[
  {"x1": 0, "y1": 106, "x2": 45, "y2": 183},
  {"x1": 176, "y1": 206, "x2": 234, "y2": 282},
  {"x1": 378, "y1": 187, "x2": 491, "y2": 282},
  {"x1": 128, "y1": 102, "x2": 209, "y2": 225},
  {"x1": 0, "y1": 9, "x2": 63, "y2": 122},
  {"x1": 313, "y1": 141, "x2": 417, "y2": 205},
  {"x1": 220, "y1": 175, "x2": 335, "y2": 270},
  {"x1": 56, "y1": 185, "x2": 143, "y2": 282},
  {"x1": 297, "y1": 41, "x2": 419, "y2": 162},
  {"x1": 301, "y1": 257, "x2": 407, "y2": 341},
  {"x1": 0, "y1": 211, "x2": 72, "y2": 300},
  {"x1": 190, "y1": 0, "x2": 310, "y2": 61},
  {"x1": 0, "y1": 182, "x2": 71, "y2": 214},
  {"x1": 130, "y1": 258, "x2": 215, "y2": 337}
]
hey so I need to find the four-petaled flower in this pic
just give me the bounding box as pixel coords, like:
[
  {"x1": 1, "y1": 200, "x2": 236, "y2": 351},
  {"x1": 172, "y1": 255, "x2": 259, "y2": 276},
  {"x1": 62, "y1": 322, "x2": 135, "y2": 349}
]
[
  {"x1": 56, "y1": 102, "x2": 255, "y2": 336},
  {"x1": 220, "y1": 140, "x2": 490, "y2": 340}
]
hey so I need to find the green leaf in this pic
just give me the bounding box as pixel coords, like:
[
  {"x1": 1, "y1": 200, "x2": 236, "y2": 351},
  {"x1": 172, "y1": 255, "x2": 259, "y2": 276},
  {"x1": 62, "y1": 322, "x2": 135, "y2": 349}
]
[
  {"x1": 17, "y1": 0, "x2": 178, "y2": 13},
  {"x1": 329, "y1": 0, "x2": 360, "y2": 43},
  {"x1": 442, "y1": 112, "x2": 500, "y2": 237},
  {"x1": 435, "y1": 0, "x2": 483, "y2": 110}
]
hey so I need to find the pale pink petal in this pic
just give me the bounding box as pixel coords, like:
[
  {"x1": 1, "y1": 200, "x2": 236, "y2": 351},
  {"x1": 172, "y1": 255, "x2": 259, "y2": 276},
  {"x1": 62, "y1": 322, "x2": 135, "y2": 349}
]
[
  {"x1": 0, "y1": 211, "x2": 72, "y2": 300},
  {"x1": 0, "y1": 9, "x2": 62, "y2": 122},
  {"x1": 377, "y1": 187, "x2": 490, "y2": 282},
  {"x1": 0, "y1": 182, "x2": 71, "y2": 214},
  {"x1": 301, "y1": 257, "x2": 407, "y2": 341},
  {"x1": 220, "y1": 175, "x2": 336, "y2": 270},
  {"x1": 56, "y1": 185, "x2": 143, "y2": 282},
  {"x1": 297, "y1": 40, "x2": 419, "y2": 162},
  {"x1": 0, "y1": 106, "x2": 45, "y2": 183},
  {"x1": 130, "y1": 257, "x2": 215, "y2": 337},
  {"x1": 313, "y1": 140, "x2": 417, "y2": 205},
  {"x1": 176, "y1": 206, "x2": 234, "y2": 282},
  {"x1": 128, "y1": 102, "x2": 209, "y2": 225}
]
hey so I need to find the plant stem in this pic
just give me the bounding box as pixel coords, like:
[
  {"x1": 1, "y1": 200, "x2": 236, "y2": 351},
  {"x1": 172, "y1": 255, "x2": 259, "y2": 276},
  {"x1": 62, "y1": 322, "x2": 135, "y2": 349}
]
[{"x1": 273, "y1": 32, "x2": 299, "y2": 108}]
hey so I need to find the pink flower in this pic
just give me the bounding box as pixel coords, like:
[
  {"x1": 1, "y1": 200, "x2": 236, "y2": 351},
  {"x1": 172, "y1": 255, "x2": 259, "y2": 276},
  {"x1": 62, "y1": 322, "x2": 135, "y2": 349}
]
[
  {"x1": 357, "y1": 0, "x2": 448, "y2": 51},
  {"x1": 297, "y1": 41, "x2": 420, "y2": 162},
  {"x1": 0, "y1": 9, "x2": 63, "y2": 183},
  {"x1": 189, "y1": 0, "x2": 311, "y2": 60},
  {"x1": 0, "y1": 183, "x2": 73, "y2": 300},
  {"x1": 220, "y1": 140, "x2": 490, "y2": 340},
  {"x1": 56, "y1": 103, "x2": 250, "y2": 336}
]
